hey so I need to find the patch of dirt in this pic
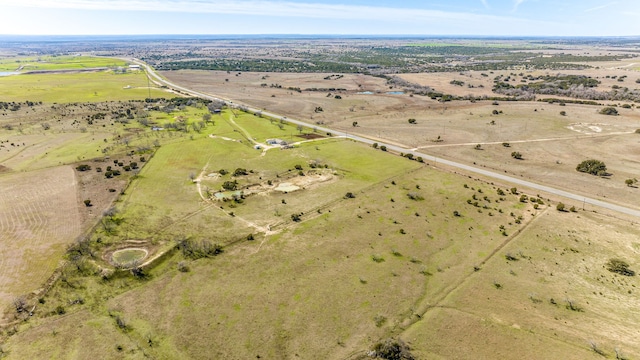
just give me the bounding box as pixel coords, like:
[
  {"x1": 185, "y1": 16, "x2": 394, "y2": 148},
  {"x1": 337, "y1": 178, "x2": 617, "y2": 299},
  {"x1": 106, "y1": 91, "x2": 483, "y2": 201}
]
[{"x1": 297, "y1": 133, "x2": 325, "y2": 140}]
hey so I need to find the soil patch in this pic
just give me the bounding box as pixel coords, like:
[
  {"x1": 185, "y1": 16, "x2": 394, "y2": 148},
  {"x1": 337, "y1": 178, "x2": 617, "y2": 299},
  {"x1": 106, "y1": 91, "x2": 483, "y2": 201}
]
[{"x1": 297, "y1": 133, "x2": 325, "y2": 140}]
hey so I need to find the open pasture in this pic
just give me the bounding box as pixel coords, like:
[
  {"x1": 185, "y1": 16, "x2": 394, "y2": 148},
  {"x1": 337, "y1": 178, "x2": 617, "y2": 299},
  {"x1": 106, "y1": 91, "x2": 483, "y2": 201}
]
[
  {"x1": 0, "y1": 55, "x2": 128, "y2": 72},
  {"x1": 405, "y1": 209, "x2": 640, "y2": 359},
  {"x1": 0, "y1": 71, "x2": 168, "y2": 102},
  {"x1": 3, "y1": 140, "x2": 544, "y2": 358}
]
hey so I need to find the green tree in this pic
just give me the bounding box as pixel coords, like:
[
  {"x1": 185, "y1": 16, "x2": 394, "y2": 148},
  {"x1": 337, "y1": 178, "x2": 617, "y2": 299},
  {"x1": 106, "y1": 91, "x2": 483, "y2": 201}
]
[
  {"x1": 222, "y1": 180, "x2": 238, "y2": 191},
  {"x1": 556, "y1": 202, "x2": 566, "y2": 212},
  {"x1": 576, "y1": 159, "x2": 607, "y2": 176},
  {"x1": 599, "y1": 107, "x2": 619, "y2": 116},
  {"x1": 511, "y1": 151, "x2": 522, "y2": 159},
  {"x1": 625, "y1": 178, "x2": 638, "y2": 187}
]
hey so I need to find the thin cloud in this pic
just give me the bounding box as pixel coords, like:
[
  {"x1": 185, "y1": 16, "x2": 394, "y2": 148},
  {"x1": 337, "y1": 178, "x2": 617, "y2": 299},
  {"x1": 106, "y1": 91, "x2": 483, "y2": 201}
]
[
  {"x1": 6, "y1": 0, "x2": 532, "y2": 23},
  {"x1": 481, "y1": 0, "x2": 489, "y2": 9},
  {"x1": 513, "y1": 0, "x2": 527, "y2": 12},
  {"x1": 584, "y1": 2, "x2": 618, "y2": 12}
]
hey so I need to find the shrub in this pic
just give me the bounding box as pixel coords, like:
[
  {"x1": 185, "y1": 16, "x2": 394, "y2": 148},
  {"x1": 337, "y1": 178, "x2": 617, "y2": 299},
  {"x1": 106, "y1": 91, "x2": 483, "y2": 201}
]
[
  {"x1": 556, "y1": 202, "x2": 566, "y2": 211},
  {"x1": 511, "y1": 151, "x2": 522, "y2": 159},
  {"x1": 233, "y1": 168, "x2": 248, "y2": 176},
  {"x1": 371, "y1": 338, "x2": 415, "y2": 360},
  {"x1": 599, "y1": 106, "x2": 618, "y2": 116},
  {"x1": 83, "y1": 199, "x2": 92, "y2": 207},
  {"x1": 380, "y1": 145, "x2": 387, "y2": 151},
  {"x1": 75, "y1": 164, "x2": 91, "y2": 171},
  {"x1": 177, "y1": 261, "x2": 190, "y2": 272},
  {"x1": 344, "y1": 192, "x2": 356, "y2": 199}
]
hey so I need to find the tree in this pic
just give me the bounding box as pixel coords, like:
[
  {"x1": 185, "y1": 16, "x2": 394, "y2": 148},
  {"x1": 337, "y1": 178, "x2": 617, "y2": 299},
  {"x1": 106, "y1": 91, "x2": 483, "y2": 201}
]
[
  {"x1": 372, "y1": 142, "x2": 378, "y2": 149},
  {"x1": 352, "y1": 121, "x2": 358, "y2": 127},
  {"x1": 380, "y1": 145, "x2": 387, "y2": 152},
  {"x1": 84, "y1": 199, "x2": 92, "y2": 207},
  {"x1": 511, "y1": 151, "x2": 522, "y2": 159},
  {"x1": 233, "y1": 168, "x2": 248, "y2": 176},
  {"x1": 560, "y1": 111, "x2": 567, "y2": 116},
  {"x1": 599, "y1": 107, "x2": 619, "y2": 116},
  {"x1": 625, "y1": 178, "x2": 638, "y2": 187},
  {"x1": 606, "y1": 258, "x2": 635, "y2": 276},
  {"x1": 408, "y1": 118, "x2": 417, "y2": 124},
  {"x1": 576, "y1": 159, "x2": 607, "y2": 176},
  {"x1": 222, "y1": 180, "x2": 238, "y2": 191},
  {"x1": 556, "y1": 202, "x2": 566, "y2": 211}
]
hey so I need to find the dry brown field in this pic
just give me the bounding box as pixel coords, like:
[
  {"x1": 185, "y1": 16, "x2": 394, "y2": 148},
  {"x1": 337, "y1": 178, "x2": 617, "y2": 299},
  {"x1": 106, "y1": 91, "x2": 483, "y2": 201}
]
[{"x1": 0, "y1": 166, "x2": 81, "y2": 312}]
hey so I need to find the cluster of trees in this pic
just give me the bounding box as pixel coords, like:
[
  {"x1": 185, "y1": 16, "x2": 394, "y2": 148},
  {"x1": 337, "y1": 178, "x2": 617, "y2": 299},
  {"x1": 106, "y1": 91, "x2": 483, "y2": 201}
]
[
  {"x1": 494, "y1": 74, "x2": 640, "y2": 102},
  {"x1": 576, "y1": 159, "x2": 607, "y2": 176},
  {"x1": 156, "y1": 59, "x2": 360, "y2": 73},
  {"x1": 177, "y1": 238, "x2": 223, "y2": 259}
]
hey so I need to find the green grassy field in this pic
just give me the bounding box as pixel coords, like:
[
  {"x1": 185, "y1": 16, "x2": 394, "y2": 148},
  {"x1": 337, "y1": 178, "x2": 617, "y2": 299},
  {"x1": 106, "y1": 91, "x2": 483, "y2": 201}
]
[
  {"x1": 1, "y1": 103, "x2": 552, "y2": 358},
  {"x1": 0, "y1": 71, "x2": 167, "y2": 102},
  {"x1": 0, "y1": 56, "x2": 127, "y2": 72}
]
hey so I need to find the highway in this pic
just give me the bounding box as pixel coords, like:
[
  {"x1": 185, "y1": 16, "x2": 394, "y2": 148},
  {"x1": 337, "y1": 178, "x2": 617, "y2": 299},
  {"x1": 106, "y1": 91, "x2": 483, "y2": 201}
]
[{"x1": 133, "y1": 59, "x2": 640, "y2": 219}]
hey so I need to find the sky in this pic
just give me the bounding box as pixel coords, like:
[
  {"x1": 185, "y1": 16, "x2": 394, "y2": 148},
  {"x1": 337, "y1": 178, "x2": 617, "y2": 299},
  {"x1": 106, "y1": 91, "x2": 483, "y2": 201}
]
[{"x1": 1, "y1": 0, "x2": 639, "y2": 37}]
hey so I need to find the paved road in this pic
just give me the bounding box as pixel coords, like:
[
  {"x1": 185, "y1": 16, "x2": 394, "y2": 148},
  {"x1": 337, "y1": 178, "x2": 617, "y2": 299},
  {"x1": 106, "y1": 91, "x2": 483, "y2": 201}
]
[{"x1": 133, "y1": 59, "x2": 640, "y2": 219}]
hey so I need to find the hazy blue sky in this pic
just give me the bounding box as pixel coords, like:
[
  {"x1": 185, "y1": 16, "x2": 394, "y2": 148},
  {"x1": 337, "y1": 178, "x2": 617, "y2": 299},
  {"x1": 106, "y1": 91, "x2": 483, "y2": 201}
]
[{"x1": 2, "y1": 0, "x2": 639, "y2": 36}]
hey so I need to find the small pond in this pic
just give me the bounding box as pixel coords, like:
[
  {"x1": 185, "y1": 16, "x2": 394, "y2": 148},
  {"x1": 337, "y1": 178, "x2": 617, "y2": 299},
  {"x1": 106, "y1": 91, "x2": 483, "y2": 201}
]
[{"x1": 112, "y1": 248, "x2": 148, "y2": 265}]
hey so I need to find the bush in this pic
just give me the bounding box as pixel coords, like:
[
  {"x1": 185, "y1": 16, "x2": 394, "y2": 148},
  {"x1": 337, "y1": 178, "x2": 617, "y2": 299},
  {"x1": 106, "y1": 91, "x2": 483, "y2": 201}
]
[
  {"x1": 556, "y1": 202, "x2": 566, "y2": 211},
  {"x1": 599, "y1": 106, "x2": 619, "y2": 116},
  {"x1": 511, "y1": 151, "x2": 522, "y2": 159},
  {"x1": 233, "y1": 168, "x2": 248, "y2": 176},
  {"x1": 177, "y1": 261, "x2": 190, "y2": 272},
  {"x1": 576, "y1": 159, "x2": 607, "y2": 176},
  {"x1": 75, "y1": 164, "x2": 91, "y2": 171},
  {"x1": 371, "y1": 338, "x2": 415, "y2": 360}
]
